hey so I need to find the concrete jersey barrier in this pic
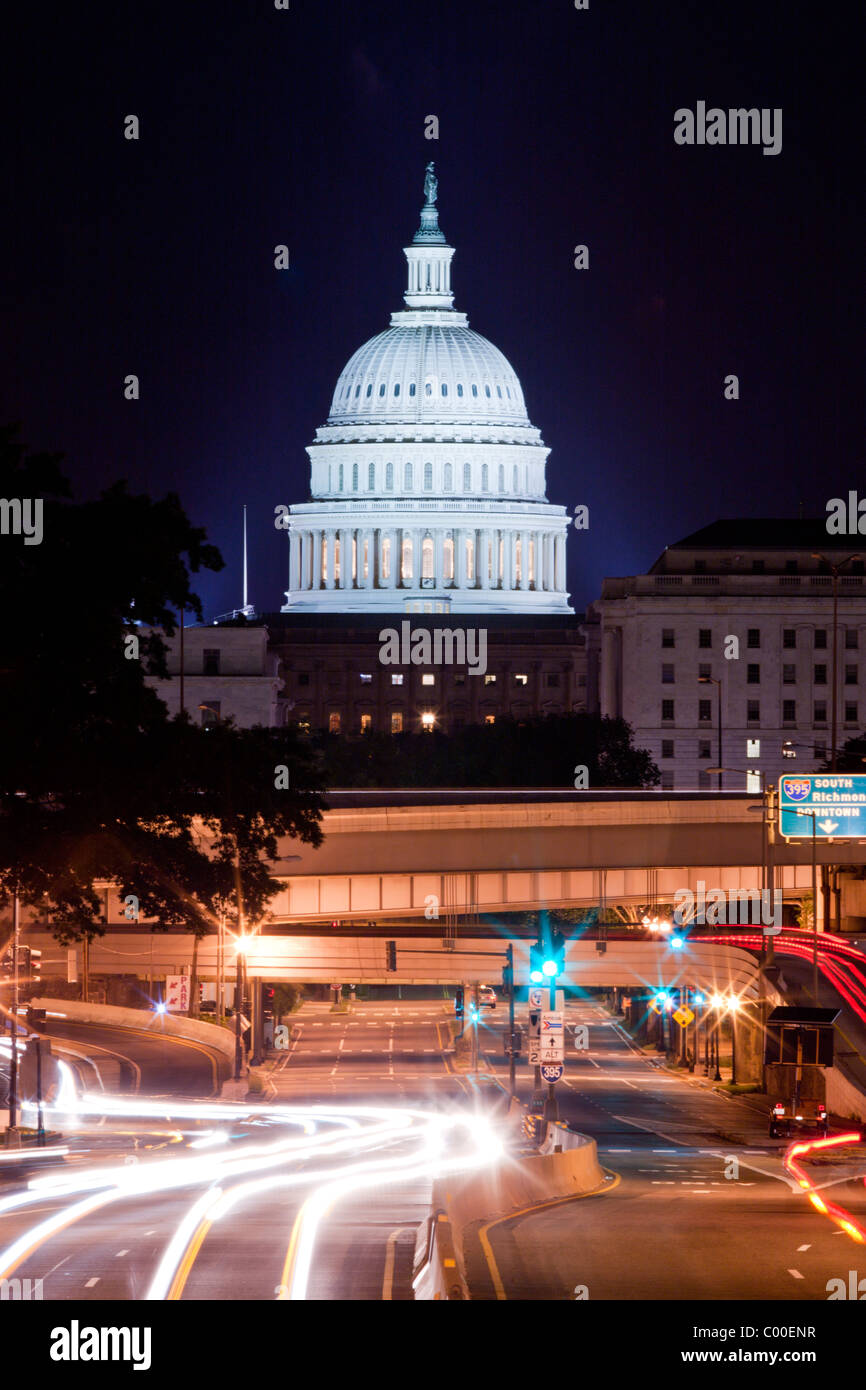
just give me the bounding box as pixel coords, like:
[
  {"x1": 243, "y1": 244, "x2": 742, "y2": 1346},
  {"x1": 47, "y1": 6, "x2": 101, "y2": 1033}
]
[{"x1": 30, "y1": 997, "x2": 237, "y2": 1064}]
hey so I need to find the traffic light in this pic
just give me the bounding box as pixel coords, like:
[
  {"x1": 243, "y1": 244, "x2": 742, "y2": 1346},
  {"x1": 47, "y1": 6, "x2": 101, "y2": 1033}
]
[
  {"x1": 529, "y1": 942, "x2": 544, "y2": 985},
  {"x1": 454, "y1": 986, "x2": 464, "y2": 1018},
  {"x1": 386, "y1": 940, "x2": 397, "y2": 972},
  {"x1": 501, "y1": 959, "x2": 513, "y2": 996},
  {"x1": 541, "y1": 928, "x2": 566, "y2": 980}
]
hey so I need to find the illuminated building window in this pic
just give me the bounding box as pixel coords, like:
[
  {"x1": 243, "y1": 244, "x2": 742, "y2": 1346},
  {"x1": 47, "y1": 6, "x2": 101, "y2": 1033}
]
[
  {"x1": 421, "y1": 712, "x2": 436, "y2": 730},
  {"x1": 359, "y1": 673, "x2": 372, "y2": 684},
  {"x1": 484, "y1": 714, "x2": 495, "y2": 724},
  {"x1": 391, "y1": 674, "x2": 404, "y2": 686},
  {"x1": 514, "y1": 673, "x2": 528, "y2": 685},
  {"x1": 422, "y1": 674, "x2": 435, "y2": 686},
  {"x1": 328, "y1": 712, "x2": 341, "y2": 733},
  {"x1": 360, "y1": 714, "x2": 372, "y2": 731},
  {"x1": 391, "y1": 712, "x2": 403, "y2": 733}
]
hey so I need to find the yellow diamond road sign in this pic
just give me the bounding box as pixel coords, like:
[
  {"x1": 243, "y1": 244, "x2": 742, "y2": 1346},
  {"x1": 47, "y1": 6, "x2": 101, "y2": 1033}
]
[{"x1": 673, "y1": 1007, "x2": 695, "y2": 1027}]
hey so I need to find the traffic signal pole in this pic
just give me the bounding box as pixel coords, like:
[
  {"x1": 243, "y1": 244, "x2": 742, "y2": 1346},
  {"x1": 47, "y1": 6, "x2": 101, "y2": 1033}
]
[{"x1": 507, "y1": 944, "x2": 516, "y2": 1100}]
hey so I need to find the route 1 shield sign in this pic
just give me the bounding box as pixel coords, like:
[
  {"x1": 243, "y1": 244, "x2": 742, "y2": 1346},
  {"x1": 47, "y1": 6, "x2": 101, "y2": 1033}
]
[{"x1": 541, "y1": 1063, "x2": 563, "y2": 1083}]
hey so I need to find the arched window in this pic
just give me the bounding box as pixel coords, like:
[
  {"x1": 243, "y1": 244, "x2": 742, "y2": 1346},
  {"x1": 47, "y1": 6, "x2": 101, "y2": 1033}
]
[
  {"x1": 355, "y1": 384, "x2": 360, "y2": 397},
  {"x1": 404, "y1": 462, "x2": 413, "y2": 489},
  {"x1": 425, "y1": 381, "x2": 433, "y2": 397},
  {"x1": 485, "y1": 384, "x2": 491, "y2": 397},
  {"x1": 366, "y1": 383, "x2": 373, "y2": 397},
  {"x1": 444, "y1": 462, "x2": 452, "y2": 490},
  {"x1": 424, "y1": 462, "x2": 433, "y2": 489},
  {"x1": 385, "y1": 461, "x2": 394, "y2": 490},
  {"x1": 457, "y1": 384, "x2": 464, "y2": 397},
  {"x1": 338, "y1": 464, "x2": 344, "y2": 491},
  {"x1": 481, "y1": 464, "x2": 489, "y2": 491},
  {"x1": 463, "y1": 462, "x2": 471, "y2": 490},
  {"x1": 444, "y1": 536, "x2": 454, "y2": 581},
  {"x1": 471, "y1": 384, "x2": 478, "y2": 397},
  {"x1": 394, "y1": 383, "x2": 400, "y2": 397},
  {"x1": 382, "y1": 535, "x2": 391, "y2": 580},
  {"x1": 368, "y1": 462, "x2": 375, "y2": 489},
  {"x1": 441, "y1": 383, "x2": 448, "y2": 396},
  {"x1": 466, "y1": 535, "x2": 475, "y2": 582},
  {"x1": 506, "y1": 386, "x2": 511, "y2": 399},
  {"x1": 422, "y1": 536, "x2": 434, "y2": 579},
  {"x1": 401, "y1": 534, "x2": 413, "y2": 580},
  {"x1": 352, "y1": 462, "x2": 358, "y2": 490},
  {"x1": 512, "y1": 464, "x2": 518, "y2": 491},
  {"x1": 409, "y1": 383, "x2": 416, "y2": 397},
  {"x1": 498, "y1": 464, "x2": 505, "y2": 491},
  {"x1": 497, "y1": 385, "x2": 502, "y2": 398},
  {"x1": 379, "y1": 383, "x2": 386, "y2": 397}
]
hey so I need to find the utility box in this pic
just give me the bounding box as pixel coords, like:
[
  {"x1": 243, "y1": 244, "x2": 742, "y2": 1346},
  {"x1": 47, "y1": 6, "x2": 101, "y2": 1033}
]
[{"x1": 763, "y1": 1007, "x2": 838, "y2": 1067}]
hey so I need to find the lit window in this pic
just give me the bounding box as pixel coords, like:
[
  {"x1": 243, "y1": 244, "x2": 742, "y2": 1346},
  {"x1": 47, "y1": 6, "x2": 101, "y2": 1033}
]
[
  {"x1": 421, "y1": 712, "x2": 436, "y2": 730},
  {"x1": 514, "y1": 673, "x2": 528, "y2": 685},
  {"x1": 391, "y1": 712, "x2": 403, "y2": 733},
  {"x1": 484, "y1": 674, "x2": 496, "y2": 686},
  {"x1": 297, "y1": 714, "x2": 311, "y2": 733},
  {"x1": 746, "y1": 738, "x2": 760, "y2": 758},
  {"x1": 422, "y1": 674, "x2": 435, "y2": 686},
  {"x1": 359, "y1": 673, "x2": 372, "y2": 684},
  {"x1": 329, "y1": 712, "x2": 341, "y2": 733},
  {"x1": 360, "y1": 714, "x2": 372, "y2": 732},
  {"x1": 391, "y1": 674, "x2": 404, "y2": 686},
  {"x1": 484, "y1": 715, "x2": 495, "y2": 725}
]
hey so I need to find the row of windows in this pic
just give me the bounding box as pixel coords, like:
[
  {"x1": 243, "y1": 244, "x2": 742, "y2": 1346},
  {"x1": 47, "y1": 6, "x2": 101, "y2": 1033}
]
[
  {"x1": 661, "y1": 699, "x2": 859, "y2": 724},
  {"x1": 662, "y1": 627, "x2": 859, "y2": 649},
  {"x1": 660, "y1": 739, "x2": 829, "y2": 760},
  {"x1": 660, "y1": 663, "x2": 860, "y2": 684},
  {"x1": 341, "y1": 380, "x2": 513, "y2": 402},
  {"x1": 329, "y1": 461, "x2": 532, "y2": 493},
  {"x1": 319, "y1": 711, "x2": 500, "y2": 734},
  {"x1": 293, "y1": 671, "x2": 559, "y2": 687}
]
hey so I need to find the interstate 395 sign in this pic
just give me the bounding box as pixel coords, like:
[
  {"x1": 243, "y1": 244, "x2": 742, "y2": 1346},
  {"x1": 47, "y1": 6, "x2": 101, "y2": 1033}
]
[{"x1": 778, "y1": 774, "x2": 866, "y2": 839}]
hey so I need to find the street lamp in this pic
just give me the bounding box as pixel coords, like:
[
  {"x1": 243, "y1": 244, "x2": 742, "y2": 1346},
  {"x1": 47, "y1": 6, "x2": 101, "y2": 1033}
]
[
  {"x1": 811, "y1": 552, "x2": 861, "y2": 772},
  {"x1": 233, "y1": 937, "x2": 249, "y2": 1080},
  {"x1": 795, "y1": 807, "x2": 819, "y2": 1001},
  {"x1": 698, "y1": 676, "x2": 723, "y2": 788}
]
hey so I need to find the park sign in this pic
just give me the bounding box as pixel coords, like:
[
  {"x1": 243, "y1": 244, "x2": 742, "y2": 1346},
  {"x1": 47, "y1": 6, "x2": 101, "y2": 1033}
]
[{"x1": 778, "y1": 774, "x2": 866, "y2": 839}]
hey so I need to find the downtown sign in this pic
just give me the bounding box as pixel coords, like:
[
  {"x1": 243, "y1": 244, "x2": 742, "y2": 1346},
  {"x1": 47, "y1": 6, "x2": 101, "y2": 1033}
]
[{"x1": 778, "y1": 774, "x2": 866, "y2": 839}]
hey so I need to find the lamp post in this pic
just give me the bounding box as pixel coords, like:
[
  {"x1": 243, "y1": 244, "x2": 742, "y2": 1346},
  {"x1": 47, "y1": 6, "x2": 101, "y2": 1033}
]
[
  {"x1": 234, "y1": 938, "x2": 247, "y2": 1080},
  {"x1": 795, "y1": 808, "x2": 819, "y2": 1001},
  {"x1": 709, "y1": 993, "x2": 725, "y2": 1081},
  {"x1": 698, "y1": 676, "x2": 722, "y2": 788},
  {"x1": 811, "y1": 552, "x2": 860, "y2": 773}
]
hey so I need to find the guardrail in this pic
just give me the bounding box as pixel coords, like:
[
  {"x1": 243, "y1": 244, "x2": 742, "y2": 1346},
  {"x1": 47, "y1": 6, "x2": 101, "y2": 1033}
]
[{"x1": 412, "y1": 1210, "x2": 466, "y2": 1300}]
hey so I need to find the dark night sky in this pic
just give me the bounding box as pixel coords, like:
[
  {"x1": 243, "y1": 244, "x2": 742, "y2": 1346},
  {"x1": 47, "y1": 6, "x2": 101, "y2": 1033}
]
[{"x1": 2, "y1": 1, "x2": 861, "y2": 619}]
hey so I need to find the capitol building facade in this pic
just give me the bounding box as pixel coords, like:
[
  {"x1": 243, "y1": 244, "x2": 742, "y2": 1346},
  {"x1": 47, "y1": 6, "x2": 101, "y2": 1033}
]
[{"x1": 282, "y1": 166, "x2": 572, "y2": 615}]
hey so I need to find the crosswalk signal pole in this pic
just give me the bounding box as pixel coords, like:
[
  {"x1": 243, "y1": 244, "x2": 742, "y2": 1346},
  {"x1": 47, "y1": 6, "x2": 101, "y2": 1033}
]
[{"x1": 506, "y1": 944, "x2": 516, "y2": 1099}]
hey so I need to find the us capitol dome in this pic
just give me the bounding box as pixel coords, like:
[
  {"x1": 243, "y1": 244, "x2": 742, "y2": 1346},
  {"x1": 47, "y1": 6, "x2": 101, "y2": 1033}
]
[{"x1": 282, "y1": 164, "x2": 572, "y2": 615}]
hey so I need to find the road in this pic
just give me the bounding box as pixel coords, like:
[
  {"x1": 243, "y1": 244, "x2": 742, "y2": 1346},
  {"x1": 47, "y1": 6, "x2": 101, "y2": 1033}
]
[
  {"x1": 2, "y1": 997, "x2": 865, "y2": 1302},
  {"x1": 468, "y1": 998, "x2": 866, "y2": 1299},
  {"x1": 36, "y1": 1016, "x2": 231, "y2": 1096}
]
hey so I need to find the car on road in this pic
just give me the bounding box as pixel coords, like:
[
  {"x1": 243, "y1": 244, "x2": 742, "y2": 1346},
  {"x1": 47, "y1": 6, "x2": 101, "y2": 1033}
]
[
  {"x1": 478, "y1": 986, "x2": 497, "y2": 1009},
  {"x1": 769, "y1": 1098, "x2": 829, "y2": 1139}
]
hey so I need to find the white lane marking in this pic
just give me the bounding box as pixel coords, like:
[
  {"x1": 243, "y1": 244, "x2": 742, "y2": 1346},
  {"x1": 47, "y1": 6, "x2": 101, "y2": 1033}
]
[
  {"x1": 45, "y1": 1254, "x2": 71, "y2": 1277},
  {"x1": 788, "y1": 1269, "x2": 804, "y2": 1279},
  {"x1": 115, "y1": 1250, "x2": 128, "y2": 1257},
  {"x1": 85, "y1": 1277, "x2": 99, "y2": 1287},
  {"x1": 606, "y1": 1149, "x2": 632, "y2": 1153},
  {"x1": 797, "y1": 1245, "x2": 811, "y2": 1252}
]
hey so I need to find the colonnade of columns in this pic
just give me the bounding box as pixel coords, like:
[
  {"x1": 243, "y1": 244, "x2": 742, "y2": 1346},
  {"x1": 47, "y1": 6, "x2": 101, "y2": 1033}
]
[{"x1": 288, "y1": 525, "x2": 567, "y2": 593}]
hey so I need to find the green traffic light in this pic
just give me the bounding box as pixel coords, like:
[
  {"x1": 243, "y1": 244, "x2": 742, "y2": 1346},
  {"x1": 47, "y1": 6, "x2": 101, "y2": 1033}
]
[{"x1": 542, "y1": 959, "x2": 557, "y2": 976}]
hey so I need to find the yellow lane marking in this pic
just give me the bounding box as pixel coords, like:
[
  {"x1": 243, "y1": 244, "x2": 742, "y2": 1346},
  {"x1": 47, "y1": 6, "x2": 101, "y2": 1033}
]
[
  {"x1": 167, "y1": 1216, "x2": 214, "y2": 1301},
  {"x1": 477, "y1": 1171, "x2": 622, "y2": 1300}
]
